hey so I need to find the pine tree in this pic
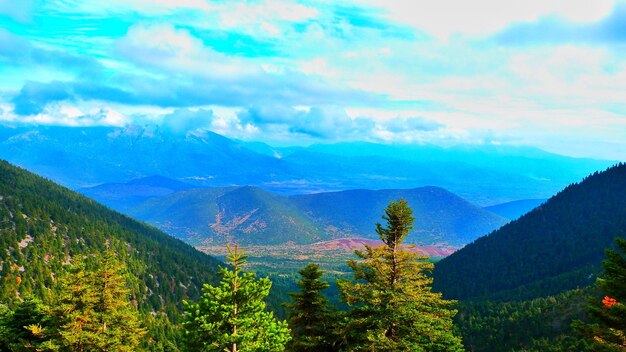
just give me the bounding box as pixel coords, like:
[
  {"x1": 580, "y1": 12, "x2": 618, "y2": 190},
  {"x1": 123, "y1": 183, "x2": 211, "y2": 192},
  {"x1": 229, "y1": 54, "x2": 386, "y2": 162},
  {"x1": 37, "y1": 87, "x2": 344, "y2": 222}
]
[
  {"x1": 337, "y1": 199, "x2": 464, "y2": 352},
  {"x1": 285, "y1": 263, "x2": 335, "y2": 352},
  {"x1": 574, "y1": 237, "x2": 626, "y2": 351},
  {"x1": 54, "y1": 250, "x2": 146, "y2": 351},
  {"x1": 182, "y1": 244, "x2": 291, "y2": 352}
]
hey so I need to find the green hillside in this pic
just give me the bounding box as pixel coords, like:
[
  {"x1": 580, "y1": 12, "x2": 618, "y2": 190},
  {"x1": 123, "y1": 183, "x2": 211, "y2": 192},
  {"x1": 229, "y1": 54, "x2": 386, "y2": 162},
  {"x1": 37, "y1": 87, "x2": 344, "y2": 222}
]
[
  {"x1": 0, "y1": 159, "x2": 223, "y2": 321},
  {"x1": 433, "y1": 163, "x2": 626, "y2": 301},
  {"x1": 130, "y1": 186, "x2": 324, "y2": 245},
  {"x1": 128, "y1": 185, "x2": 506, "y2": 247}
]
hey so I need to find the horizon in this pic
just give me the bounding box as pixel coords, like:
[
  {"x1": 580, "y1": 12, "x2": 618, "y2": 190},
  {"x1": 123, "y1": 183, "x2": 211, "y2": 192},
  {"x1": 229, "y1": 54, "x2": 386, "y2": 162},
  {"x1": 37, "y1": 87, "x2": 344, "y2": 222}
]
[{"x1": 1, "y1": 122, "x2": 623, "y2": 163}]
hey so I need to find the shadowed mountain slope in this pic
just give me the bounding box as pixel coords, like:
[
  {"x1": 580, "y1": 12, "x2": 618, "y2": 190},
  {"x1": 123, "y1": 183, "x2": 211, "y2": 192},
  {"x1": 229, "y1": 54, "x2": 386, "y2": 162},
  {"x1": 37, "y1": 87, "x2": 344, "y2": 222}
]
[{"x1": 433, "y1": 163, "x2": 626, "y2": 301}]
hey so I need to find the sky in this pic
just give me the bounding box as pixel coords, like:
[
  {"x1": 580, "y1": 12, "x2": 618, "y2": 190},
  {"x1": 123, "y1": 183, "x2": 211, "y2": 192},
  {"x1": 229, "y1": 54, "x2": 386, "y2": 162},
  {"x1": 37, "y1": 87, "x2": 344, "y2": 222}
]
[{"x1": 0, "y1": 0, "x2": 625, "y2": 160}]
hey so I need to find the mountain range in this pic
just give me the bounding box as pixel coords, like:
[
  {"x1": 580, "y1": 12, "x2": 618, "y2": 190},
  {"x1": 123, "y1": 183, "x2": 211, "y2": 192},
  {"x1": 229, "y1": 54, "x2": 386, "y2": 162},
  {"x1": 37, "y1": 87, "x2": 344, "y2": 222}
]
[
  {"x1": 0, "y1": 124, "x2": 613, "y2": 205},
  {"x1": 90, "y1": 181, "x2": 508, "y2": 247}
]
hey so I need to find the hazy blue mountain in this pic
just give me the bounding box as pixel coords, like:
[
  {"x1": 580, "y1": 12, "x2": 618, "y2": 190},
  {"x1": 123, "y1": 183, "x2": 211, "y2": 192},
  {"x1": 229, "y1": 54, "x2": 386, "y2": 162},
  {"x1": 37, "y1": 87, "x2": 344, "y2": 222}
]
[
  {"x1": 0, "y1": 124, "x2": 613, "y2": 204},
  {"x1": 126, "y1": 185, "x2": 506, "y2": 247},
  {"x1": 129, "y1": 186, "x2": 324, "y2": 245},
  {"x1": 280, "y1": 143, "x2": 613, "y2": 205},
  {"x1": 290, "y1": 187, "x2": 508, "y2": 246},
  {"x1": 484, "y1": 199, "x2": 547, "y2": 221},
  {"x1": 433, "y1": 163, "x2": 626, "y2": 301},
  {"x1": 0, "y1": 125, "x2": 289, "y2": 188},
  {"x1": 78, "y1": 175, "x2": 196, "y2": 212}
]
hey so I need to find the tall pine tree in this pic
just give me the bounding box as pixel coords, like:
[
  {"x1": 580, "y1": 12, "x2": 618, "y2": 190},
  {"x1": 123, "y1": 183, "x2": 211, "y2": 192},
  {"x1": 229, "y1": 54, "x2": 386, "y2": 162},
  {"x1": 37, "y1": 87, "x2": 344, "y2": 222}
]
[
  {"x1": 285, "y1": 263, "x2": 335, "y2": 352},
  {"x1": 337, "y1": 199, "x2": 464, "y2": 351},
  {"x1": 574, "y1": 237, "x2": 626, "y2": 351},
  {"x1": 182, "y1": 244, "x2": 291, "y2": 352}
]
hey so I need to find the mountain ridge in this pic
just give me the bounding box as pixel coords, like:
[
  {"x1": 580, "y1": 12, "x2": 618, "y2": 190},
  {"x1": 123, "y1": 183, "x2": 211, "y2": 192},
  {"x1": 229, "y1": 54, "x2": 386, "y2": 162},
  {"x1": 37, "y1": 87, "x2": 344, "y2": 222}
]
[
  {"x1": 126, "y1": 184, "x2": 507, "y2": 247},
  {"x1": 433, "y1": 163, "x2": 626, "y2": 301}
]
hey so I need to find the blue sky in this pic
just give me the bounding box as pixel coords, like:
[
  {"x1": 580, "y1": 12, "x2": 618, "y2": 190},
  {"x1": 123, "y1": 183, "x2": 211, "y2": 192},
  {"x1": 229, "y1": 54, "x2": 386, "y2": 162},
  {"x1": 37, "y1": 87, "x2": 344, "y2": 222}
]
[{"x1": 1, "y1": 0, "x2": 625, "y2": 160}]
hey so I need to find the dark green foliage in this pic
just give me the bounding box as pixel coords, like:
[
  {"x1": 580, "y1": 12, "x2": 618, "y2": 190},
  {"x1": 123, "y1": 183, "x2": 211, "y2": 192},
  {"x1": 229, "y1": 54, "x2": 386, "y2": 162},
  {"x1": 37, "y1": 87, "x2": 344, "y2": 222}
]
[
  {"x1": 434, "y1": 163, "x2": 626, "y2": 301},
  {"x1": 0, "y1": 159, "x2": 221, "y2": 343},
  {"x1": 285, "y1": 264, "x2": 335, "y2": 352},
  {"x1": 574, "y1": 237, "x2": 626, "y2": 351},
  {"x1": 457, "y1": 288, "x2": 593, "y2": 352},
  {"x1": 0, "y1": 251, "x2": 149, "y2": 351},
  {"x1": 337, "y1": 200, "x2": 464, "y2": 351},
  {"x1": 0, "y1": 297, "x2": 56, "y2": 351},
  {"x1": 182, "y1": 245, "x2": 291, "y2": 352}
]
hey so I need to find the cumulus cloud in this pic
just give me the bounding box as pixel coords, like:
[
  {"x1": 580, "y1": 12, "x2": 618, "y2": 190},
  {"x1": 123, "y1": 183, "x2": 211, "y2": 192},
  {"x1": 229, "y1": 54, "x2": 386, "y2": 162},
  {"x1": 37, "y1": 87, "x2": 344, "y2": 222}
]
[
  {"x1": 161, "y1": 108, "x2": 215, "y2": 134},
  {"x1": 1, "y1": 102, "x2": 130, "y2": 127},
  {"x1": 238, "y1": 105, "x2": 298, "y2": 125},
  {"x1": 12, "y1": 81, "x2": 73, "y2": 116},
  {"x1": 289, "y1": 106, "x2": 375, "y2": 139},
  {"x1": 237, "y1": 105, "x2": 381, "y2": 140}
]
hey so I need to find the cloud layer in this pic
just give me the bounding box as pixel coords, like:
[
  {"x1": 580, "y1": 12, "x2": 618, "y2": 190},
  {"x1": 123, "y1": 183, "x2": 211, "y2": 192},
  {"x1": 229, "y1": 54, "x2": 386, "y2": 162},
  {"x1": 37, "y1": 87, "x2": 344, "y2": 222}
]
[{"x1": 0, "y1": 0, "x2": 625, "y2": 159}]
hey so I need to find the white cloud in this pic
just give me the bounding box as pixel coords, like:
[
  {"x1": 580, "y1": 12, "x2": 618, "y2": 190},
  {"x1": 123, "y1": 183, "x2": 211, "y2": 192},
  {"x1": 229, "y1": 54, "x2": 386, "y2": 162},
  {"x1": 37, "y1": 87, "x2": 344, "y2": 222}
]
[
  {"x1": 215, "y1": 0, "x2": 319, "y2": 36},
  {"x1": 355, "y1": 0, "x2": 617, "y2": 38},
  {"x1": 0, "y1": 102, "x2": 130, "y2": 127},
  {"x1": 117, "y1": 23, "x2": 261, "y2": 78}
]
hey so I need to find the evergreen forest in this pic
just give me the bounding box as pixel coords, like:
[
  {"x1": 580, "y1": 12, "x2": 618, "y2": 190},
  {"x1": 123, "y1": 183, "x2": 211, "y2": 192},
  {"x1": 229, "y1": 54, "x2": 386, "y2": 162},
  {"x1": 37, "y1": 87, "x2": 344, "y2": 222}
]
[{"x1": 0, "y1": 160, "x2": 625, "y2": 351}]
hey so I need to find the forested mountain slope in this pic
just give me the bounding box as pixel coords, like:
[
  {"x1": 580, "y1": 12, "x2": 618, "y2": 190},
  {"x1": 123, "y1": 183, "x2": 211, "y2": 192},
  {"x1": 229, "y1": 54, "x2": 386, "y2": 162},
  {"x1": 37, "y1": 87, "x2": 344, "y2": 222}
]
[
  {"x1": 433, "y1": 163, "x2": 626, "y2": 301},
  {"x1": 0, "y1": 159, "x2": 222, "y2": 319},
  {"x1": 291, "y1": 186, "x2": 507, "y2": 246}
]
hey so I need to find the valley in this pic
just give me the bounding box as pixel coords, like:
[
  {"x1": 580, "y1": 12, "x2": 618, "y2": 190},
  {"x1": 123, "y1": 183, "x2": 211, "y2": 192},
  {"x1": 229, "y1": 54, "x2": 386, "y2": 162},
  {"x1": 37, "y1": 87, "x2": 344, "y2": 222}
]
[{"x1": 198, "y1": 238, "x2": 455, "y2": 278}]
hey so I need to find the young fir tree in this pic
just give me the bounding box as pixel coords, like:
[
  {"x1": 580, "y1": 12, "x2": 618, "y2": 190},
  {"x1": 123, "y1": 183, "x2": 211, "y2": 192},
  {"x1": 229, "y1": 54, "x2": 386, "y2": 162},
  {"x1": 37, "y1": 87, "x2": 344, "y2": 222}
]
[
  {"x1": 574, "y1": 237, "x2": 626, "y2": 351},
  {"x1": 337, "y1": 199, "x2": 464, "y2": 352},
  {"x1": 285, "y1": 263, "x2": 335, "y2": 352},
  {"x1": 53, "y1": 250, "x2": 146, "y2": 351},
  {"x1": 182, "y1": 244, "x2": 291, "y2": 352}
]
